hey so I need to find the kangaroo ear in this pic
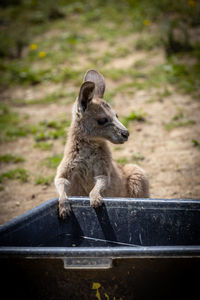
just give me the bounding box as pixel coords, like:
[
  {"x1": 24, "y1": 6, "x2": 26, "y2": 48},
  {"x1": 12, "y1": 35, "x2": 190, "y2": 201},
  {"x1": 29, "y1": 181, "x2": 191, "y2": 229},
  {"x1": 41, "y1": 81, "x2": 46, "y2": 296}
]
[
  {"x1": 78, "y1": 81, "x2": 95, "y2": 112},
  {"x1": 84, "y1": 70, "x2": 105, "y2": 98}
]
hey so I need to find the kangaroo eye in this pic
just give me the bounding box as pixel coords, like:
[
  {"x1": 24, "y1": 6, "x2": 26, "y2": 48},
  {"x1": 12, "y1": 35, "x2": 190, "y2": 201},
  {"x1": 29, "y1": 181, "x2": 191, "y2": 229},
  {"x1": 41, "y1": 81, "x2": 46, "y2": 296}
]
[
  {"x1": 97, "y1": 118, "x2": 108, "y2": 125},
  {"x1": 116, "y1": 114, "x2": 118, "y2": 118}
]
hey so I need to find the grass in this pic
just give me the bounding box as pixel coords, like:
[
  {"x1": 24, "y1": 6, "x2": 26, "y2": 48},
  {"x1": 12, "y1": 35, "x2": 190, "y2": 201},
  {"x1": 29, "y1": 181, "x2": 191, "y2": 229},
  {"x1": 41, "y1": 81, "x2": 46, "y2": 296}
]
[
  {"x1": 132, "y1": 152, "x2": 145, "y2": 162},
  {"x1": 116, "y1": 157, "x2": 129, "y2": 166},
  {"x1": 117, "y1": 152, "x2": 144, "y2": 166},
  {"x1": 104, "y1": 90, "x2": 117, "y2": 103},
  {"x1": 34, "y1": 142, "x2": 53, "y2": 151},
  {"x1": 101, "y1": 59, "x2": 198, "y2": 97},
  {"x1": 134, "y1": 34, "x2": 161, "y2": 51},
  {"x1": 0, "y1": 168, "x2": 29, "y2": 183},
  {"x1": 149, "y1": 60, "x2": 200, "y2": 97},
  {"x1": 0, "y1": 102, "x2": 70, "y2": 144},
  {"x1": 172, "y1": 107, "x2": 184, "y2": 121},
  {"x1": 115, "y1": 82, "x2": 136, "y2": 96},
  {"x1": 134, "y1": 59, "x2": 147, "y2": 69},
  {"x1": 29, "y1": 118, "x2": 70, "y2": 142},
  {"x1": 33, "y1": 131, "x2": 63, "y2": 142},
  {"x1": 146, "y1": 88, "x2": 171, "y2": 103},
  {"x1": 93, "y1": 47, "x2": 132, "y2": 66},
  {"x1": 121, "y1": 110, "x2": 146, "y2": 127},
  {"x1": 165, "y1": 120, "x2": 196, "y2": 131},
  {"x1": 102, "y1": 69, "x2": 127, "y2": 81},
  {"x1": 192, "y1": 139, "x2": 200, "y2": 148},
  {"x1": 0, "y1": 154, "x2": 25, "y2": 163},
  {"x1": 3, "y1": 127, "x2": 29, "y2": 143},
  {"x1": 0, "y1": 104, "x2": 29, "y2": 143},
  {"x1": 114, "y1": 146, "x2": 122, "y2": 151},
  {"x1": 1, "y1": 61, "x2": 82, "y2": 87},
  {"x1": 0, "y1": 0, "x2": 199, "y2": 97},
  {"x1": 164, "y1": 106, "x2": 196, "y2": 130},
  {"x1": 35, "y1": 175, "x2": 54, "y2": 185},
  {"x1": 102, "y1": 57, "x2": 200, "y2": 97},
  {"x1": 41, "y1": 154, "x2": 62, "y2": 169},
  {"x1": 13, "y1": 90, "x2": 76, "y2": 106}
]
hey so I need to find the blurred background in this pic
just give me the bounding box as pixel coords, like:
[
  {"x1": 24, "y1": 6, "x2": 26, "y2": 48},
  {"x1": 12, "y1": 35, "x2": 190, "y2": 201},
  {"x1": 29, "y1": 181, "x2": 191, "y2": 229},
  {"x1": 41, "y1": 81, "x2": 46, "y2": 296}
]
[{"x1": 0, "y1": 0, "x2": 200, "y2": 223}]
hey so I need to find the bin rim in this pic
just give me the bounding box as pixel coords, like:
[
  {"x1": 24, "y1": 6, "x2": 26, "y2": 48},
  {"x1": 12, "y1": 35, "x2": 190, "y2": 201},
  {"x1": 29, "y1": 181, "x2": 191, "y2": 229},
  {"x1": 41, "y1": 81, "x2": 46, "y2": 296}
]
[{"x1": 1, "y1": 245, "x2": 200, "y2": 258}]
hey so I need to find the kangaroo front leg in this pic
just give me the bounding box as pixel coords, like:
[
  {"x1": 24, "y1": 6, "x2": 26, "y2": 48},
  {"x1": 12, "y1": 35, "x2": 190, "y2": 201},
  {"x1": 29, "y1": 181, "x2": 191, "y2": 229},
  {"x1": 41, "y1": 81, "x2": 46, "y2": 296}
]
[
  {"x1": 89, "y1": 175, "x2": 108, "y2": 208},
  {"x1": 54, "y1": 177, "x2": 71, "y2": 219}
]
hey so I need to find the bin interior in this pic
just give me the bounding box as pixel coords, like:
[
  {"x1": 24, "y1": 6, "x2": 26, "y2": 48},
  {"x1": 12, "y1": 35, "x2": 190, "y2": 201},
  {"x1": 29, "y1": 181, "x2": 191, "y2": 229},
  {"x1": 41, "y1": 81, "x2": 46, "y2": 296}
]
[{"x1": 0, "y1": 197, "x2": 200, "y2": 248}]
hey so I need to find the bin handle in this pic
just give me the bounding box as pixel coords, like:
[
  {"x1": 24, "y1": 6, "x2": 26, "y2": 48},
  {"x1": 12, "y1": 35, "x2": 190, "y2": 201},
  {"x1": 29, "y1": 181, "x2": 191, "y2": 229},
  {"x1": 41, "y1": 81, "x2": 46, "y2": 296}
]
[{"x1": 63, "y1": 257, "x2": 113, "y2": 269}]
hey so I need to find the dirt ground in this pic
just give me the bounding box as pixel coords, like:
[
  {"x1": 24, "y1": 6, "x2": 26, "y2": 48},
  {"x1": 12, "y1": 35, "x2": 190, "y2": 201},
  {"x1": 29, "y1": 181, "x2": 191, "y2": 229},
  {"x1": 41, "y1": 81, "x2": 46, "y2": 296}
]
[{"x1": 0, "y1": 12, "x2": 200, "y2": 225}]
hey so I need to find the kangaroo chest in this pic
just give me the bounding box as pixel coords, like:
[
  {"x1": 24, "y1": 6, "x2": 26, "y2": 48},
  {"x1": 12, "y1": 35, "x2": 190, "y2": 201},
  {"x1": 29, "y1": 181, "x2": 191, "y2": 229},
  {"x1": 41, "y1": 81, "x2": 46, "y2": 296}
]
[{"x1": 69, "y1": 145, "x2": 109, "y2": 194}]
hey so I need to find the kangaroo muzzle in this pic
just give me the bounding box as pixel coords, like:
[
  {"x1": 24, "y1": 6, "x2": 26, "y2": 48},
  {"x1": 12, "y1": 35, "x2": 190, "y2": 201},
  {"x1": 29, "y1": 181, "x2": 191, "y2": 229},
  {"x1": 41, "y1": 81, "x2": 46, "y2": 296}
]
[{"x1": 112, "y1": 117, "x2": 130, "y2": 144}]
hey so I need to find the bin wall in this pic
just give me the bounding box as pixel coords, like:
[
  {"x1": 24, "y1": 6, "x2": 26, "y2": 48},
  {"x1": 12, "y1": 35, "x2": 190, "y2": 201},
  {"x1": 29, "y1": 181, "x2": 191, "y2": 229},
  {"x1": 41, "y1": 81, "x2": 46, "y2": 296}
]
[
  {"x1": 0, "y1": 198, "x2": 200, "y2": 247},
  {"x1": 1, "y1": 257, "x2": 200, "y2": 300}
]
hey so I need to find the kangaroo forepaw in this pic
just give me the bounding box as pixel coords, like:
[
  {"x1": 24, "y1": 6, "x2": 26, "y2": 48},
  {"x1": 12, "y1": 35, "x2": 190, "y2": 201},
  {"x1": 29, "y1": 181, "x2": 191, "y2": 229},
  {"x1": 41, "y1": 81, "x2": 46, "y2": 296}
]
[
  {"x1": 90, "y1": 193, "x2": 104, "y2": 208},
  {"x1": 59, "y1": 198, "x2": 71, "y2": 219}
]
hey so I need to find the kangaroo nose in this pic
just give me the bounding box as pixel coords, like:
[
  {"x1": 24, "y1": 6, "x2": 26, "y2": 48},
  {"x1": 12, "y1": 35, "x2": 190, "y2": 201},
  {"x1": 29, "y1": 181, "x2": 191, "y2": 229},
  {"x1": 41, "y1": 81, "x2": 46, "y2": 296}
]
[{"x1": 121, "y1": 130, "x2": 129, "y2": 139}]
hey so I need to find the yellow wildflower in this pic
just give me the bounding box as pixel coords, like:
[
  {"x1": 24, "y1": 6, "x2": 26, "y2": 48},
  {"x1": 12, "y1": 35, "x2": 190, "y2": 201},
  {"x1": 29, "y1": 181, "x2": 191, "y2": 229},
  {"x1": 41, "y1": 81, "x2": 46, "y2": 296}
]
[
  {"x1": 143, "y1": 19, "x2": 151, "y2": 26},
  {"x1": 188, "y1": 0, "x2": 195, "y2": 6},
  {"x1": 38, "y1": 51, "x2": 46, "y2": 58},
  {"x1": 29, "y1": 44, "x2": 37, "y2": 51}
]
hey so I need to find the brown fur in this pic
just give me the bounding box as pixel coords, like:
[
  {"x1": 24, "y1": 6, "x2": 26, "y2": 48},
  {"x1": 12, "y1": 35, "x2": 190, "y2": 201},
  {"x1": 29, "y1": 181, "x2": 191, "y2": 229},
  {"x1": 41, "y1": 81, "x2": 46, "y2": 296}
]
[{"x1": 55, "y1": 70, "x2": 149, "y2": 218}]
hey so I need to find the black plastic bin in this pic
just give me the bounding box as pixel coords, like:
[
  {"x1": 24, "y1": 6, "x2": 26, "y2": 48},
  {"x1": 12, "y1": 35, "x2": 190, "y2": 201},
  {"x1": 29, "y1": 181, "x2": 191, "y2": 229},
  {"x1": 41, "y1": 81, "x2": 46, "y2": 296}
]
[{"x1": 0, "y1": 197, "x2": 200, "y2": 300}]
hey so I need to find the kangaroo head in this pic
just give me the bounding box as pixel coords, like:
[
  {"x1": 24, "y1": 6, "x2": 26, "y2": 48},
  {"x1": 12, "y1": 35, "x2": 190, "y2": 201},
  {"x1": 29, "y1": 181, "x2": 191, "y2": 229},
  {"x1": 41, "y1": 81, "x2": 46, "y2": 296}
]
[{"x1": 74, "y1": 70, "x2": 129, "y2": 144}]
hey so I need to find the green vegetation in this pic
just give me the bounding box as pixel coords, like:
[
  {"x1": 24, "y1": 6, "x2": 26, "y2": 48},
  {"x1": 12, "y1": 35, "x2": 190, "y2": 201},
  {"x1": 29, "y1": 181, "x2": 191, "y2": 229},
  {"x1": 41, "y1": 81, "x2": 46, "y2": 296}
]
[
  {"x1": 148, "y1": 61, "x2": 200, "y2": 97},
  {"x1": 121, "y1": 110, "x2": 146, "y2": 127},
  {"x1": 35, "y1": 175, "x2": 54, "y2": 185},
  {"x1": 0, "y1": 168, "x2": 29, "y2": 183},
  {"x1": 147, "y1": 89, "x2": 171, "y2": 103},
  {"x1": 41, "y1": 154, "x2": 62, "y2": 169},
  {"x1": 134, "y1": 35, "x2": 161, "y2": 51},
  {"x1": 164, "y1": 106, "x2": 196, "y2": 131},
  {"x1": 13, "y1": 90, "x2": 76, "y2": 106},
  {"x1": 104, "y1": 90, "x2": 117, "y2": 103},
  {"x1": 34, "y1": 142, "x2": 53, "y2": 151},
  {"x1": 192, "y1": 139, "x2": 200, "y2": 148},
  {"x1": 93, "y1": 47, "x2": 132, "y2": 66},
  {"x1": 29, "y1": 119, "x2": 70, "y2": 142},
  {"x1": 117, "y1": 152, "x2": 145, "y2": 165},
  {"x1": 0, "y1": 0, "x2": 199, "y2": 96},
  {"x1": 101, "y1": 58, "x2": 200, "y2": 97},
  {"x1": 0, "y1": 104, "x2": 29, "y2": 143},
  {"x1": 102, "y1": 69, "x2": 127, "y2": 81},
  {"x1": 165, "y1": 120, "x2": 196, "y2": 131},
  {"x1": 116, "y1": 157, "x2": 129, "y2": 166},
  {"x1": 114, "y1": 146, "x2": 122, "y2": 151},
  {"x1": 1, "y1": 62, "x2": 82, "y2": 86},
  {"x1": 0, "y1": 102, "x2": 70, "y2": 144},
  {"x1": 132, "y1": 152, "x2": 145, "y2": 162},
  {"x1": 172, "y1": 107, "x2": 184, "y2": 121},
  {"x1": 0, "y1": 154, "x2": 25, "y2": 163}
]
